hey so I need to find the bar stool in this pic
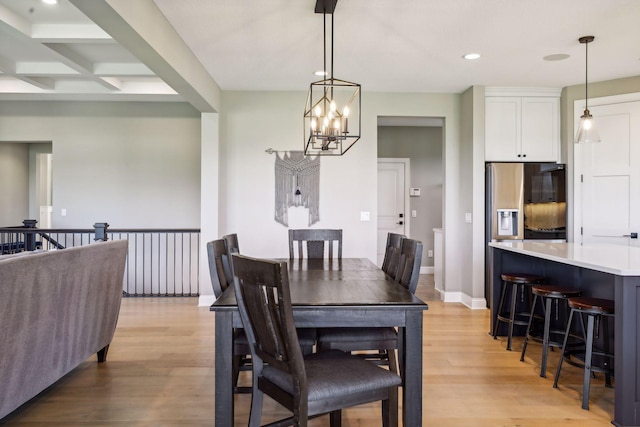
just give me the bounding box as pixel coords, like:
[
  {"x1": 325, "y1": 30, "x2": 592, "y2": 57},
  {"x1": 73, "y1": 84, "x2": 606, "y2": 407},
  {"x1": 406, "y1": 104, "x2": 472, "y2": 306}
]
[
  {"x1": 553, "y1": 297, "x2": 615, "y2": 410},
  {"x1": 492, "y1": 273, "x2": 545, "y2": 351},
  {"x1": 520, "y1": 284, "x2": 582, "y2": 377}
]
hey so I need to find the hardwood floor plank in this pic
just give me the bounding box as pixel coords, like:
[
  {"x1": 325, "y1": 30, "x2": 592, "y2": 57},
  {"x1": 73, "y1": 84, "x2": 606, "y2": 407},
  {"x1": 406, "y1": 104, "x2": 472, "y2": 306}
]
[{"x1": 0, "y1": 275, "x2": 614, "y2": 426}]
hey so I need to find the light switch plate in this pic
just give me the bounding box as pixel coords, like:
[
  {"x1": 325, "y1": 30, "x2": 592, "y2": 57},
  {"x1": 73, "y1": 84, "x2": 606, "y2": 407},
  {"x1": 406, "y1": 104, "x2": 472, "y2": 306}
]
[
  {"x1": 360, "y1": 211, "x2": 371, "y2": 221},
  {"x1": 411, "y1": 210, "x2": 417, "y2": 218},
  {"x1": 465, "y1": 212, "x2": 472, "y2": 223}
]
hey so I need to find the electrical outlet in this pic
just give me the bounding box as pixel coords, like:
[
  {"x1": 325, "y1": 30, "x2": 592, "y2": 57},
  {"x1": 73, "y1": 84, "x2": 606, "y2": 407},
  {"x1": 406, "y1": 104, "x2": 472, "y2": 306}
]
[
  {"x1": 427, "y1": 249, "x2": 433, "y2": 257},
  {"x1": 411, "y1": 210, "x2": 417, "y2": 218}
]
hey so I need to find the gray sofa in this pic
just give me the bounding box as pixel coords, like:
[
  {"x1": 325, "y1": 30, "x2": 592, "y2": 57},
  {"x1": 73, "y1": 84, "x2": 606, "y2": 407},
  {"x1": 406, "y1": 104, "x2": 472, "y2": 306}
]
[{"x1": 0, "y1": 240, "x2": 128, "y2": 419}]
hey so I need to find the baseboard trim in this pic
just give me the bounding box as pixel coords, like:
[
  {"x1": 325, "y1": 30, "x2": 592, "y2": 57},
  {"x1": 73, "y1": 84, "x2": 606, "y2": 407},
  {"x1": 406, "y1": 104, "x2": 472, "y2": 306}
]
[
  {"x1": 199, "y1": 295, "x2": 216, "y2": 307},
  {"x1": 420, "y1": 266, "x2": 434, "y2": 274},
  {"x1": 438, "y1": 290, "x2": 487, "y2": 310}
]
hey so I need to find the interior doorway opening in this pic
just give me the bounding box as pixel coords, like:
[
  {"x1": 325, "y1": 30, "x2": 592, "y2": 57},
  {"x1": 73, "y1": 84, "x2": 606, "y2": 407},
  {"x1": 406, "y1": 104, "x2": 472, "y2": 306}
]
[{"x1": 376, "y1": 116, "x2": 444, "y2": 275}]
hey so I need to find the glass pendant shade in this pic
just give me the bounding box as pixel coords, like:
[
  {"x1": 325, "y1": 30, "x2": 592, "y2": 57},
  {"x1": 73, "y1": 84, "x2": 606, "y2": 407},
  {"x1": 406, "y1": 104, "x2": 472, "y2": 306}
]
[{"x1": 575, "y1": 108, "x2": 601, "y2": 143}]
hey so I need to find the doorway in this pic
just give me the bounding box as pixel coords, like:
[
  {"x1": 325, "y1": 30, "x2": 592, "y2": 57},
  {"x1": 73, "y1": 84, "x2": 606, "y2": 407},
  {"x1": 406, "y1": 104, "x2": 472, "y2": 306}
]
[
  {"x1": 376, "y1": 117, "x2": 444, "y2": 273},
  {"x1": 0, "y1": 142, "x2": 52, "y2": 227}
]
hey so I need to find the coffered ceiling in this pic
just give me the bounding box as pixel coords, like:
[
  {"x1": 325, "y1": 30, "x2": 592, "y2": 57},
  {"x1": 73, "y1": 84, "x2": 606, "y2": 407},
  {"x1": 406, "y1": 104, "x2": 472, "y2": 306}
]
[{"x1": 1, "y1": 0, "x2": 639, "y2": 110}]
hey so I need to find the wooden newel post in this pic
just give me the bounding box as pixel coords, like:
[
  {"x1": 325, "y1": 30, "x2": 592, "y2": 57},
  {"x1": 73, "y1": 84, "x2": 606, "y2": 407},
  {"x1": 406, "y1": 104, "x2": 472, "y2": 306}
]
[
  {"x1": 22, "y1": 219, "x2": 38, "y2": 251},
  {"x1": 93, "y1": 223, "x2": 109, "y2": 241}
]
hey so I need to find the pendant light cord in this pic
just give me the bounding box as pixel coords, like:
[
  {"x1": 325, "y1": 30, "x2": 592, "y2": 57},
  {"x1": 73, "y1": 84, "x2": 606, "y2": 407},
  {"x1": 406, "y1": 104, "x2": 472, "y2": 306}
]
[{"x1": 585, "y1": 39, "x2": 589, "y2": 111}]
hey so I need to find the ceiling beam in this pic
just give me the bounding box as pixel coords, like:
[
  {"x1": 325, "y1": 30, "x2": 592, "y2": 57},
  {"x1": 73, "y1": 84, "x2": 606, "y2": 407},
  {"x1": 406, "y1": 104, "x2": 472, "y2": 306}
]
[{"x1": 71, "y1": 0, "x2": 221, "y2": 113}]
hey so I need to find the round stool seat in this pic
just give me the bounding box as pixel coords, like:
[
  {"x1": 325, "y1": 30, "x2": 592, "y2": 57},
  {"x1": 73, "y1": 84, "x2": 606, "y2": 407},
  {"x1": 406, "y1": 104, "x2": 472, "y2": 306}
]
[
  {"x1": 520, "y1": 284, "x2": 582, "y2": 377},
  {"x1": 568, "y1": 297, "x2": 615, "y2": 315},
  {"x1": 501, "y1": 273, "x2": 544, "y2": 284},
  {"x1": 532, "y1": 284, "x2": 582, "y2": 299},
  {"x1": 554, "y1": 296, "x2": 615, "y2": 410}
]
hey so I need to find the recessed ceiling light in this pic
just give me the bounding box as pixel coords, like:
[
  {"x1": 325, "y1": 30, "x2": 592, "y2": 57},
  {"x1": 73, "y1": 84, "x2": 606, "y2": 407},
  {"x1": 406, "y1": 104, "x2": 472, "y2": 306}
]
[
  {"x1": 314, "y1": 70, "x2": 328, "y2": 77},
  {"x1": 463, "y1": 53, "x2": 481, "y2": 60},
  {"x1": 42, "y1": 0, "x2": 58, "y2": 4},
  {"x1": 543, "y1": 53, "x2": 570, "y2": 61}
]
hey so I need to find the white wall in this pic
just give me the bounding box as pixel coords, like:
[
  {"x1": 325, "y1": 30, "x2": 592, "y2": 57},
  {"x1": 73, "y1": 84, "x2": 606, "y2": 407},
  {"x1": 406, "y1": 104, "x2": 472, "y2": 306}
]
[
  {"x1": 217, "y1": 90, "x2": 464, "y2": 296},
  {"x1": 0, "y1": 102, "x2": 201, "y2": 229}
]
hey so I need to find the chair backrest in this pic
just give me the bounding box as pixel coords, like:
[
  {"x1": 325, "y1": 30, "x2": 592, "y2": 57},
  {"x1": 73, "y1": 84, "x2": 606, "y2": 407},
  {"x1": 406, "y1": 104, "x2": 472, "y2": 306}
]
[
  {"x1": 206, "y1": 239, "x2": 233, "y2": 298},
  {"x1": 231, "y1": 254, "x2": 305, "y2": 383},
  {"x1": 288, "y1": 229, "x2": 342, "y2": 259},
  {"x1": 223, "y1": 233, "x2": 240, "y2": 254},
  {"x1": 381, "y1": 232, "x2": 405, "y2": 276},
  {"x1": 394, "y1": 238, "x2": 423, "y2": 294}
]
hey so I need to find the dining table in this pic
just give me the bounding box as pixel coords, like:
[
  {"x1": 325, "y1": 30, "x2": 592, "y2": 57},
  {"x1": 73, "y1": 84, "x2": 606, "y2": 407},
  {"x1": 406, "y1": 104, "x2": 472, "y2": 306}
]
[{"x1": 210, "y1": 257, "x2": 429, "y2": 427}]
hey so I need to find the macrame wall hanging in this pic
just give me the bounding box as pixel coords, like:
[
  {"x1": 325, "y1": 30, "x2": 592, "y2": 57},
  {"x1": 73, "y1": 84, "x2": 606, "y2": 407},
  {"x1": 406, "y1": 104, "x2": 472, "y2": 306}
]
[{"x1": 267, "y1": 149, "x2": 320, "y2": 227}]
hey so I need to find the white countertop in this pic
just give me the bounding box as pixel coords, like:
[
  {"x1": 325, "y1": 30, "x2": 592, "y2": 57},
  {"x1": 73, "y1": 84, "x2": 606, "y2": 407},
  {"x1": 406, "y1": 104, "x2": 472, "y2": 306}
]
[{"x1": 489, "y1": 241, "x2": 640, "y2": 276}]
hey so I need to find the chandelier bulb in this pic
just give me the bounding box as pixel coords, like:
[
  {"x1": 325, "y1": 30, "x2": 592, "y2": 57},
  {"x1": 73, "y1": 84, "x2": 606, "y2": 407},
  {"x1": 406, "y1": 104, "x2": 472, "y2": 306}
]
[
  {"x1": 330, "y1": 100, "x2": 337, "y2": 112},
  {"x1": 314, "y1": 106, "x2": 322, "y2": 117},
  {"x1": 343, "y1": 106, "x2": 349, "y2": 117}
]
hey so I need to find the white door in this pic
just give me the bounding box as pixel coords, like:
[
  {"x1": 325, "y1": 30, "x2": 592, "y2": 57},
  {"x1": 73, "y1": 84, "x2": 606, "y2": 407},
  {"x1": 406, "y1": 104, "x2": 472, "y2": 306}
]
[
  {"x1": 577, "y1": 101, "x2": 640, "y2": 247},
  {"x1": 377, "y1": 159, "x2": 408, "y2": 266}
]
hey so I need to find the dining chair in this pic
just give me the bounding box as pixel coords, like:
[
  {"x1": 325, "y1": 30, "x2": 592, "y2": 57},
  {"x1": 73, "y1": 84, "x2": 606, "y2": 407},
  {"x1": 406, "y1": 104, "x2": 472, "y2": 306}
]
[
  {"x1": 317, "y1": 238, "x2": 423, "y2": 375},
  {"x1": 207, "y1": 238, "x2": 316, "y2": 393},
  {"x1": 381, "y1": 232, "x2": 405, "y2": 276},
  {"x1": 223, "y1": 233, "x2": 240, "y2": 254},
  {"x1": 206, "y1": 239, "x2": 251, "y2": 393},
  {"x1": 231, "y1": 254, "x2": 402, "y2": 427},
  {"x1": 289, "y1": 229, "x2": 342, "y2": 259}
]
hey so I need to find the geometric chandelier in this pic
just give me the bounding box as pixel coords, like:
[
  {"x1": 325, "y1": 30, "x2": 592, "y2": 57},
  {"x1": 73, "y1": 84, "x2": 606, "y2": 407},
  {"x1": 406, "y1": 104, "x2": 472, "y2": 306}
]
[{"x1": 304, "y1": 0, "x2": 361, "y2": 156}]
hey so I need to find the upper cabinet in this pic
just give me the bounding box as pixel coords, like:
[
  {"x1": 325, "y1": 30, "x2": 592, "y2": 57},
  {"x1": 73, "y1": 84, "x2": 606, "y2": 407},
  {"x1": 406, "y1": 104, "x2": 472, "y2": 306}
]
[{"x1": 485, "y1": 88, "x2": 561, "y2": 162}]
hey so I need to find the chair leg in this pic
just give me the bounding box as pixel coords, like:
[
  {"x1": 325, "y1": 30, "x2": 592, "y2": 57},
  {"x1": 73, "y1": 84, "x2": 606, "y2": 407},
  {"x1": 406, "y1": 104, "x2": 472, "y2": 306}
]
[
  {"x1": 582, "y1": 314, "x2": 595, "y2": 410},
  {"x1": 248, "y1": 388, "x2": 263, "y2": 427},
  {"x1": 506, "y1": 284, "x2": 518, "y2": 351},
  {"x1": 382, "y1": 395, "x2": 398, "y2": 427},
  {"x1": 232, "y1": 354, "x2": 242, "y2": 389},
  {"x1": 493, "y1": 283, "x2": 508, "y2": 339},
  {"x1": 520, "y1": 294, "x2": 538, "y2": 362},
  {"x1": 540, "y1": 297, "x2": 553, "y2": 378},
  {"x1": 554, "y1": 309, "x2": 575, "y2": 389}
]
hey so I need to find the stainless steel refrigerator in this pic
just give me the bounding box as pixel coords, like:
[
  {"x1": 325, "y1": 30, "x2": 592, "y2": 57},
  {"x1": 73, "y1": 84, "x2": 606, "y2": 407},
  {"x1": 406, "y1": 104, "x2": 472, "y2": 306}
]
[{"x1": 485, "y1": 162, "x2": 567, "y2": 302}]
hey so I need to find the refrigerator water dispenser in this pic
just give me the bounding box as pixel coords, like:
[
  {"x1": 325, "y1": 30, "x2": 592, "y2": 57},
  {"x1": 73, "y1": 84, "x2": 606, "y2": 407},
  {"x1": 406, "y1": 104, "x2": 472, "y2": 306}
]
[{"x1": 497, "y1": 209, "x2": 518, "y2": 236}]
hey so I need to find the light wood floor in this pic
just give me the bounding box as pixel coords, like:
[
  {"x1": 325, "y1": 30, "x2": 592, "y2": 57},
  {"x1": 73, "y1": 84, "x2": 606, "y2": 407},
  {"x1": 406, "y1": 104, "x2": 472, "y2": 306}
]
[{"x1": 1, "y1": 276, "x2": 614, "y2": 426}]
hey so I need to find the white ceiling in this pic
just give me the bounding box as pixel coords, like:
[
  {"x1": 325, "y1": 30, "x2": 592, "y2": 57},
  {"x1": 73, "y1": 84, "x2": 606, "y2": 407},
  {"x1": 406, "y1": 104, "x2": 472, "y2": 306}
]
[{"x1": 1, "y1": 0, "x2": 640, "y2": 105}]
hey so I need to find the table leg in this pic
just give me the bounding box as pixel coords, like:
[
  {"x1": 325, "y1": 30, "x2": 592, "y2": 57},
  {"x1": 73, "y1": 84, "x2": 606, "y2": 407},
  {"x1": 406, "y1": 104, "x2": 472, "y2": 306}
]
[
  {"x1": 215, "y1": 312, "x2": 233, "y2": 427},
  {"x1": 403, "y1": 310, "x2": 423, "y2": 427}
]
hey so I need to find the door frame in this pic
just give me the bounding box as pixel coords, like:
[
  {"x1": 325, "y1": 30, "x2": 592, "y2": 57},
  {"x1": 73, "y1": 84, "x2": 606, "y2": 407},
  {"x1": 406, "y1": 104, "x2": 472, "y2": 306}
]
[
  {"x1": 573, "y1": 91, "x2": 640, "y2": 243},
  {"x1": 377, "y1": 158, "x2": 411, "y2": 255}
]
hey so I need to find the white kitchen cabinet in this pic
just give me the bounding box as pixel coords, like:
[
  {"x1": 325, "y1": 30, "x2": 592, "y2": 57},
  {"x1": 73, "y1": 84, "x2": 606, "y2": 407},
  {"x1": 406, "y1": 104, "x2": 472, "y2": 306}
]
[{"x1": 485, "y1": 94, "x2": 560, "y2": 162}]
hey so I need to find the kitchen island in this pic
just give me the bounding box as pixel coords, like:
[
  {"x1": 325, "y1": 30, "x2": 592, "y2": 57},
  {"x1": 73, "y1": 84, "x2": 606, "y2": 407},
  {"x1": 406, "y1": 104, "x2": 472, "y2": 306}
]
[{"x1": 489, "y1": 241, "x2": 640, "y2": 427}]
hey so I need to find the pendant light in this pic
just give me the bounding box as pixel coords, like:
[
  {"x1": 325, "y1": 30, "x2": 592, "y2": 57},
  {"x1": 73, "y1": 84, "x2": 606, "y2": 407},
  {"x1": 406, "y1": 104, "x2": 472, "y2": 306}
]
[
  {"x1": 575, "y1": 35, "x2": 601, "y2": 144},
  {"x1": 303, "y1": 0, "x2": 361, "y2": 156}
]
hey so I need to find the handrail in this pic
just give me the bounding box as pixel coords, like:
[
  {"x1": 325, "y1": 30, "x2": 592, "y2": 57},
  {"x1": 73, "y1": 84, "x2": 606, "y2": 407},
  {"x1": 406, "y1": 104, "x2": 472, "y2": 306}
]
[{"x1": 0, "y1": 221, "x2": 201, "y2": 297}]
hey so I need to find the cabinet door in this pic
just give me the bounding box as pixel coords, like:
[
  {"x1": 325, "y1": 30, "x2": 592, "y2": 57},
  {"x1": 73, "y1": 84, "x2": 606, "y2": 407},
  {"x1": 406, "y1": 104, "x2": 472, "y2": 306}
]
[
  {"x1": 485, "y1": 97, "x2": 521, "y2": 161},
  {"x1": 521, "y1": 97, "x2": 559, "y2": 161}
]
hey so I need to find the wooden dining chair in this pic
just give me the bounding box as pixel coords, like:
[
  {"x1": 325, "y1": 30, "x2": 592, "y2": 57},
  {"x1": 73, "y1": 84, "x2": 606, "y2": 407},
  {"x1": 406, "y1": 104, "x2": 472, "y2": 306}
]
[
  {"x1": 381, "y1": 232, "x2": 405, "y2": 276},
  {"x1": 223, "y1": 233, "x2": 240, "y2": 254},
  {"x1": 206, "y1": 239, "x2": 251, "y2": 393},
  {"x1": 289, "y1": 229, "x2": 342, "y2": 259},
  {"x1": 207, "y1": 238, "x2": 315, "y2": 393},
  {"x1": 317, "y1": 238, "x2": 424, "y2": 375},
  {"x1": 232, "y1": 254, "x2": 402, "y2": 427}
]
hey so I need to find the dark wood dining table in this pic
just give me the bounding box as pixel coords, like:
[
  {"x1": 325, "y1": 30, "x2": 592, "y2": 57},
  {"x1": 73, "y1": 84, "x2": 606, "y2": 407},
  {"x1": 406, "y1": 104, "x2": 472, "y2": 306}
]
[{"x1": 210, "y1": 257, "x2": 429, "y2": 426}]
